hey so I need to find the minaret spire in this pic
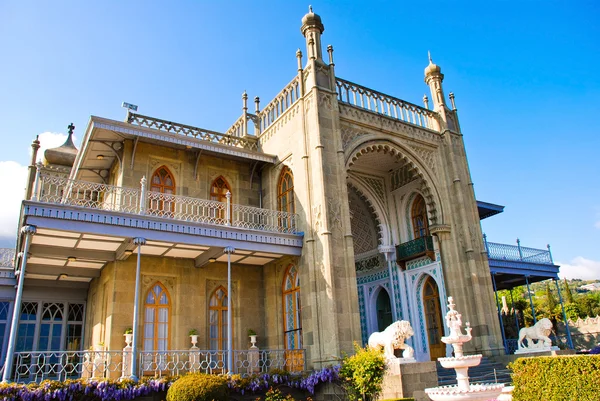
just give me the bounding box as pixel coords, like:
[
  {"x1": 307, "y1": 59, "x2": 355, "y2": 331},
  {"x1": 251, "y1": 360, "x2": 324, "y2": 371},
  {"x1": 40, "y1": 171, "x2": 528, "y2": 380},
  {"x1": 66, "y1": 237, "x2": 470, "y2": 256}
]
[{"x1": 300, "y1": 6, "x2": 325, "y2": 62}]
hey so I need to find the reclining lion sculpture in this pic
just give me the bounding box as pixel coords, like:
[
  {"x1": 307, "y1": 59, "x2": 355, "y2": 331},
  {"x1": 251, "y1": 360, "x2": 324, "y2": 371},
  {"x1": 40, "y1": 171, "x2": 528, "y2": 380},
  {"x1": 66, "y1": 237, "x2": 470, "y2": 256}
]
[{"x1": 368, "y1": 320, "x2": 415, "y2": 359}]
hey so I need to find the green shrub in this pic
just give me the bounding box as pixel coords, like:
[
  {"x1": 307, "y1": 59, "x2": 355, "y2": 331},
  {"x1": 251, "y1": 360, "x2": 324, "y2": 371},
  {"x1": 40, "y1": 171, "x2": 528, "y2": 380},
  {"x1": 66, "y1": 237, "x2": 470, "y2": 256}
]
[
  {"x1": 166, "y1": 373, "x2": 228, "y2": 401},
  {"x1": 339, "y1": 343, "x2": 386, "y2": 401},
  {"x1": 509, "y1": 355, "x2": 600, "y2": 401}
]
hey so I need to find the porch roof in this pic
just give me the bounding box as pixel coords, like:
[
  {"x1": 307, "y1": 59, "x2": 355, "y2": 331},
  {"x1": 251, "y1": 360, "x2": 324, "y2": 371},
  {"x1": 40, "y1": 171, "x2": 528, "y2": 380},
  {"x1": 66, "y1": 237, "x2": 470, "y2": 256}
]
[{"x1": 21, "y1": 200, "x2": 302, "y2": 285}]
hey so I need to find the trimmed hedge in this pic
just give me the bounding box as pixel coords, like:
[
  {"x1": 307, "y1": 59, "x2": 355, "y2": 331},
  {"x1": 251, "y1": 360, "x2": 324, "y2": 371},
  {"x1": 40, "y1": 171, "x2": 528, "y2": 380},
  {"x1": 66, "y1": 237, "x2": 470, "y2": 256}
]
[
  {"x1": 166, "y1": 373, "x2": 228, "y2": 401},
  {"x1": 509, "y1": 355, "x2": 600, "y2": 401}
]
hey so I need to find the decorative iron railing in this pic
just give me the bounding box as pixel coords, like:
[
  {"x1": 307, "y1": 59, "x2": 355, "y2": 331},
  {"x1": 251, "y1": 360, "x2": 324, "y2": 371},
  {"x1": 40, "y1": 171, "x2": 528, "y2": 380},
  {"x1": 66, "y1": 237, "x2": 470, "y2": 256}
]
[
  {"x1": 258, "y1": 76, "x2": 301, "y2": 133},
  {"x1": 486, "y1": 241, "x2": 553, "y2": 265},
  {"x1": 8, "y1": 349, "x2": 305, "y2": 382},
  {"x1": 336, "y1": 78, "x2": 438, "y2": 131},
  {"x1": 0, "y1": 248, "x2": 15, "y2": 268},
  {"x1": 34, "y1": 174, "x2": 298, "y2": 234},
  {"x1": 10, "y1": 350, "x2": 124, "y2": 383},
  {"x1": 396, "y1": 236, "x2": 435, "y2": 264},
  {"x1": 127, "y1": 112, "x2": 259, "y2": 151}
]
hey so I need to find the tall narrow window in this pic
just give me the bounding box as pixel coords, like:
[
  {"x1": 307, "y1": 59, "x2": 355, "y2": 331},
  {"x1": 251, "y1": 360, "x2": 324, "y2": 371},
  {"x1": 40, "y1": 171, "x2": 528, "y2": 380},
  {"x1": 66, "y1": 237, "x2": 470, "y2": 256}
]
[
  {"x1": 209, "y1": 286, "x2": 229, "y2": 351},
  {"x1": 143, "y1": 283, "x2": 170, "y2": 352},
  {"x1": 411, "y1": 194, "x2": 429, "y2": 239},
  {"x1": 282, "y1": 264, "x2": 303, "y2": 371},
  {"x1": 149, "y1": 166, "x2": 176, "y2": 215},
  {"x1": 210, "y1": 176, "x2": 232, "y2": 222},
  {"x1": 278, "y1": 167, "x2": 295, "y2": 230},
  {"x1": 423, "y1": 276, "x2": 445, "y2": 360}
]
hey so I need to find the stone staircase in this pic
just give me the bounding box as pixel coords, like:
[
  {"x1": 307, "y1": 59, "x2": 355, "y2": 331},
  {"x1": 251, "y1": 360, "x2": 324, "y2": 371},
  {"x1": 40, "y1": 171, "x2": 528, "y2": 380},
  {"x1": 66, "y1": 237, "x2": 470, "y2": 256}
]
[{"x1": 436, "y1": 357, "x2": 512, "y2": 386}]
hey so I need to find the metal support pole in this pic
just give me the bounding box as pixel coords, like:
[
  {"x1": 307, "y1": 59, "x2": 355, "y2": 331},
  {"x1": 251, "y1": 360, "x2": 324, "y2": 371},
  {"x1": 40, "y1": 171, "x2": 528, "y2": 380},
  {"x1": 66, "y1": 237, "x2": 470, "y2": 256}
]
[
  {"x1": 491, "y1": 273, "x2": 508, "y2": 354},
  {"x1": 224, "y1": 246, "x2": 235, "y2": 373},
  {"x1": 525, "y1": 275, "x2": 536, "y2": 324},
  {"x1": 554, "y1": 278, "x2": 574, "y2": 349},
  {"x1": 130, "y1": 237, "x2": 146, "y2": 380},
  {"x1": 2, "y1": 225, "x2": 36, "y2": 382},
  {"x1": 516, "y1": 238, "x2": 523, "y2": 261}
]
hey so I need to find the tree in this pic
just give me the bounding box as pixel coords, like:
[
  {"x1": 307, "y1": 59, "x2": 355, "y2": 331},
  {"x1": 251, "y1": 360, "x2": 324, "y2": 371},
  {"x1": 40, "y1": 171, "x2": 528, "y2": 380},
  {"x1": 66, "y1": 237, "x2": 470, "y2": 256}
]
[
  {"x1": 546, "y1": 282, "x2": 557, "y2": 317},
  {"x1": 564, "y1": 279, "x2": 574, "y2": 304}
]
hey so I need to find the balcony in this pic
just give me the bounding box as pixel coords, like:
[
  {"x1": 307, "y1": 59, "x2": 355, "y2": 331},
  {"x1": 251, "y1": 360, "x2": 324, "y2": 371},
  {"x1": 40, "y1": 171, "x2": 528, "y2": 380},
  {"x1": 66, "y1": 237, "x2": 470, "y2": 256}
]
[
  {"x1": 484, "y1": 237, "x2": 559, "y2": 290},
  {"x1": 395, "y1": 235, "x2": 435, "y2": 269},
  {"x1": 33, "y1": 174, "x2": 298, "y2": 235}
]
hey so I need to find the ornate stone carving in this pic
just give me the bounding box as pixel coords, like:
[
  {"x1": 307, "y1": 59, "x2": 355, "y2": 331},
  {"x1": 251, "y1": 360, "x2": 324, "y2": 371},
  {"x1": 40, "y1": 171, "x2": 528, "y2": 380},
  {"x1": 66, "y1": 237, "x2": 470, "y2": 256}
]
[
  {"x1": 258, "y1": 103, "x2": 301, "y2": 145},
  {"x1": 318, "y1": 92, "x2": 333, "y2": 110},
  {"x1": 340, "y1": 126, "x2": 362, "y2": 150},
  {"x1": 368, "y1": 320, "x2": 415, "y2": 360},
  {"x1": 409, "y1": 145, "x2": 437, "y2": 175},
  {"x1": 142, "y1": 275, "x2": 176, "y2": 292},
  {"x1": 312, "y1": 204, "x2": 322, "y2": 234},
  {"x1": 327, "y1": 197, "x2": 342, "y2": 231}
]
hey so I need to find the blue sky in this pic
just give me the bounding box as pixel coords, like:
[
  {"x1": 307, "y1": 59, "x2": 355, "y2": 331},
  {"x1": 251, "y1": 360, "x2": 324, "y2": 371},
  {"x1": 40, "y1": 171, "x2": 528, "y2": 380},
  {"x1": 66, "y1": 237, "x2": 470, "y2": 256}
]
[{"x1": 0, "y1": 1, "x2": 599, "y2": 278}]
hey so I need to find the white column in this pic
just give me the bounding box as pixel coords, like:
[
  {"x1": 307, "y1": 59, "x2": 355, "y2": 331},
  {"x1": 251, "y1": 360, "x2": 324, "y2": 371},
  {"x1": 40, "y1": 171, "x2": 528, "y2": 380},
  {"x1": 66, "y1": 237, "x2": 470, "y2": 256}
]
[
  {"x1": 224, "y1": 246, "x2": 235, "y2": 373},
  {"x1": 2, "y1": 225, "x2": 36, "y2": 382},
  {"x1": 130, "y1": 237, "x2": 146, "y2": 380}
]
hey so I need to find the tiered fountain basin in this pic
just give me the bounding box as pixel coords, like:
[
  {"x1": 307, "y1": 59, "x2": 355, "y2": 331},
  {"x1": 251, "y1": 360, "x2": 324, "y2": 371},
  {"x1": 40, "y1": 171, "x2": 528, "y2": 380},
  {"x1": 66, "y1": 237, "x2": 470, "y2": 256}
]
[
  {"x1": 425, "y1": 383, "x2": 505, "y2": 401},
  {"x1": 438, "y1": 354, "x2": 482, "y2": 369}
]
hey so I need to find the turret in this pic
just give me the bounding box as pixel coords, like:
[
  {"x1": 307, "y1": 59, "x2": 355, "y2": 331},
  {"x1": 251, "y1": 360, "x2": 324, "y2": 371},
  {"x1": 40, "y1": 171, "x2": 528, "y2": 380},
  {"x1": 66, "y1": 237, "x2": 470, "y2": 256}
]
[{"x1": 300, "y1": 6, "x2": 325, "y2": 62}]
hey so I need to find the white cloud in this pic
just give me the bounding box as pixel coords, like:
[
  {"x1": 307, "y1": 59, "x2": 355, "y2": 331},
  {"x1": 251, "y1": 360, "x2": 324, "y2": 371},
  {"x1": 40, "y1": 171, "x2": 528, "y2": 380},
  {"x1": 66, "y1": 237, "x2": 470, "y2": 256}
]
[
  {"x1": 0, "y1": 161, "x2": 28, "y2": 239},
  {"x1": 558, "y1": 257, "x2": 600, "y2": 280},
  {"x1": 0, "y1": 132, "x2": 73, "y2": 243}
]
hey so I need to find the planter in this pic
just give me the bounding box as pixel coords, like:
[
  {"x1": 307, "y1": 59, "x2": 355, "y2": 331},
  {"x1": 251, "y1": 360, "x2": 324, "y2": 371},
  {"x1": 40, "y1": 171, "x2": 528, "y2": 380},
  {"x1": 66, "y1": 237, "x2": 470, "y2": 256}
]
[
  {"x1": 190, "y1": 334, "x2": 198, "y2": 348},
  {"x1": 249, "y1": 335, "x2": 257, "y2": 348}
]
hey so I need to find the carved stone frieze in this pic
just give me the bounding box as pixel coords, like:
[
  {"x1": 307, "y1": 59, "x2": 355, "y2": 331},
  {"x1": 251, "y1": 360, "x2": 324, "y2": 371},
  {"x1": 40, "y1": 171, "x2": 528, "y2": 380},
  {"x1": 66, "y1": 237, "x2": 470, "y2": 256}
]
[
  {"x1": 142, "y1": 275, "x2": 176, "y2": 293},
  {"x1": 408, "y1": 145, "x2": 437, "y2": 175},
  {"x1": 339, "y1": 104, "x2": 441, "y2": 145},
  {"x1": 318, "y1": 92, "x2": 333, "y2": 111},
  {"x1": 327, "y1": 197, "x2": 343, "y2": 231},
  {"x1": 341, "y1": 126, "x2": 362, "y2": 150}
]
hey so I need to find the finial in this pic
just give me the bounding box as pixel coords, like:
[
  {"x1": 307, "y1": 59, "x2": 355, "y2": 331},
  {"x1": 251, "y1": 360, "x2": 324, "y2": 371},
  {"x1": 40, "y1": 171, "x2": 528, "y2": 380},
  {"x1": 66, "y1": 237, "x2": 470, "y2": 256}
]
[
  {"x1": 254, "y1": 96, "x2": 260, "y2": 113},
  {"x1": 67, "y1": 123, "x2": 75, "y2": 136},
  {"x1": 449, "y1": 92, "x2": 456, "y2": 110},
  {"x1": 428, "y1": 51, "x2": 433, "y2": 64},
  {"x1": 309, "y1": 5, "x2": 313, "y2": 13},
  {"x1": 327, "y1": 45, "x2": 334, "y2": 65},
  {"x1": 242, "y1": 90, "x2": 248, "y2": 99}
]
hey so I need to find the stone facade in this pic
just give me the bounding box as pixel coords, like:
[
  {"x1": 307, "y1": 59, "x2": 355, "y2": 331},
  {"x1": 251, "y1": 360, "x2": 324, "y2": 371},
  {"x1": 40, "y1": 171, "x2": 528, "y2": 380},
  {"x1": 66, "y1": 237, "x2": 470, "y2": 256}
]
[{"x1": 3, "y1": 8, "x2": 506, "y2": 383}]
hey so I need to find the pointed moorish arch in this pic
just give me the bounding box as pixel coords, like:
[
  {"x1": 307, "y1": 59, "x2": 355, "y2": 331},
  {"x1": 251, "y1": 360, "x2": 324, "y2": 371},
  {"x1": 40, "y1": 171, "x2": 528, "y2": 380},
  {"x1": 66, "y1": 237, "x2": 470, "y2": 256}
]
[
  {"x1": 347, "y1": 180, "x2": 390, "y2": 247},
  {"x1": 345, "y1": 139, "x2": 444, "y2": 227}
]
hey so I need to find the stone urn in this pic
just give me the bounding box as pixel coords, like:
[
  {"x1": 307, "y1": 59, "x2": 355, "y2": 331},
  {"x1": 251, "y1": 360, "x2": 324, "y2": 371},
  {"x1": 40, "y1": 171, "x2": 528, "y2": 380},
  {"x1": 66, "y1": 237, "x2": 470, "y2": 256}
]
[
  {"x1": 249, "y1": 335, "x2": 257, "y2": 348},
  {"x1": 190, "y1": 335, "x2": 199, "y2": 348},
  {"x1": 124, "y1": 333, "x2": 133, "y2": 347}
]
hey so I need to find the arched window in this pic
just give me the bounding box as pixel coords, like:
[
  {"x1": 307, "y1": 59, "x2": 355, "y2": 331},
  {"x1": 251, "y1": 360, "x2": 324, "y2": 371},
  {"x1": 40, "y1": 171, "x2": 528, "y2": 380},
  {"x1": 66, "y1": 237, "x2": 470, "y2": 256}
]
[
  {"x1": 282, "y1": 264, "x2": 303, "y2": 371},
  {"x1": 209, "y1": 286, "x2": 230, "y2": 351},
  {"x1": 278, "y1": 167, "x2": 295, "y2": 230},
  {"x1": 210, "y1": 176, "x2": 232, "y2": 222},
  {"x1": 143, "y1": 283, "x2": 170, "y2": 352},
  {"x1": 375, "y1": 289, "x2": 392, "y2": 332},
  {"x1": 411, "y1": 194, "x2": 429, "y2": 239},
  {"x1": 149, "y1": 166, "x2": 176, "y2": 214}
]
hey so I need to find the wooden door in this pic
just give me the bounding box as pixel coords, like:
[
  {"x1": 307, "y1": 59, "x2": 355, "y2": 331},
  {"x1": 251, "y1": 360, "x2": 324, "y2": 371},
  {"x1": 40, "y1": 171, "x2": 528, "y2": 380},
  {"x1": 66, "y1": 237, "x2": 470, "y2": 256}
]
[{"x1": 423, "y1": 276, "x2": 445, "y2": 360}]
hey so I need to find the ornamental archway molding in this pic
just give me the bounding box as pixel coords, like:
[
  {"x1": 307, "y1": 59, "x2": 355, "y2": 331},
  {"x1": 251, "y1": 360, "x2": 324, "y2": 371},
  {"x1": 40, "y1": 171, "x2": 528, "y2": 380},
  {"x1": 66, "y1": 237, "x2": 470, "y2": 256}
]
[
  {"x1": 347, "y1": 179, "x2": 390, "y2": 248},
  {"x1": 344, "y1": 137, "x2": 445, "y2": 227}
]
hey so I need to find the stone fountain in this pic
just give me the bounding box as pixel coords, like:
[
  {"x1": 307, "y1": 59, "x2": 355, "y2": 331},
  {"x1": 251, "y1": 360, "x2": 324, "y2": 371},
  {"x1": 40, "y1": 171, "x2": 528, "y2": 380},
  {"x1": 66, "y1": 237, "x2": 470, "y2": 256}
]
[{"x1": 425, "y1": 297, "x2": 504, "y2": 401}]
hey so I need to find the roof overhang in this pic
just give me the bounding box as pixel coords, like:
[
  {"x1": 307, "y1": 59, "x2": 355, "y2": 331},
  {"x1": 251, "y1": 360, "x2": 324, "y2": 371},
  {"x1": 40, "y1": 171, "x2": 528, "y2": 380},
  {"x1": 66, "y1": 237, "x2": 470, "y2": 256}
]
[
  {"x1": 71, "y1": 116, "x2": 277, "y2": 182},
  {"x1": 477, "y1": 200, "x2": 505, "y2": 220}
]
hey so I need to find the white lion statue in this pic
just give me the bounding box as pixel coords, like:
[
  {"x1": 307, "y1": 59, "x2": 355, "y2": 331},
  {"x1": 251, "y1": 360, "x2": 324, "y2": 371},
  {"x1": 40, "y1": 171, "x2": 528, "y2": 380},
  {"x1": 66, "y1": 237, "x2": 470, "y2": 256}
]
[
  {"x1": 368, "y1": 320, "x2": 414, "y2": 359},
  {"x1": 517, "y1": 318, "x2": 553, "y2": 350}
]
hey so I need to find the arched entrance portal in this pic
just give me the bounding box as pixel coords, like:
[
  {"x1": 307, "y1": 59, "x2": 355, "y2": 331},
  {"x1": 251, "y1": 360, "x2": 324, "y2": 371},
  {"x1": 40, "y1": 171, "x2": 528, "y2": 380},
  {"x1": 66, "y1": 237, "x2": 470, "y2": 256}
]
[
  {"x1": 376, "y1": 288, "x2": 393, "y2": 332},
  {"x1": 423, "y1": 276, "x2": 445, "y2": 360}
]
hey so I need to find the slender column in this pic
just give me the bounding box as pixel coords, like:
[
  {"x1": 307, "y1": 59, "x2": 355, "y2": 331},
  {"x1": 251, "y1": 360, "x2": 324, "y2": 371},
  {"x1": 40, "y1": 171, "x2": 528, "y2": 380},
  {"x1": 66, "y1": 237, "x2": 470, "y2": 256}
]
[
  {"x1": 554, "y1": 278, "x2": 574, "y2": 349},
  {"x1": 242, "y1": 91, "x2": 248, "y2": 137},
  {"x1": 225, "y1": 191, "x2": 231, "y2": 226},
  {"x1": 2, "y1": 225, "x2": 36, "y2": 382},
  {"x1": 224, "y1": 246, "x2": 235, "y2": 373},
  {"x1": 30, "y1": 163, "x2": 42, "y2": 201},
  {"x1": 139, "y1": 176, "x2": 147, "y2": 215},
  {"x1": 130, "y1": 237, "x2": 146, "y2": 380},
  {"x1": 491, "y1": 273, "x2": 507, "y2": 354},
  {"x1": 525, "y1": 275, "x2": 536, "y2": 324},
  {"x1": 386, "y1": 259, "x2": 398, "y2": 321}
]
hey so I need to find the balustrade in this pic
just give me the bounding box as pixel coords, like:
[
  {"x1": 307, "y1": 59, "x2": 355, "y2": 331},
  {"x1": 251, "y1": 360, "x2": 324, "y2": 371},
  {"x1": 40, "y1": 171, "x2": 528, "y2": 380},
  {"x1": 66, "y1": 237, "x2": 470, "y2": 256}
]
[
  {"x1": 127, "y1": 112, "x2": 258, "y2": 151},
  {"x1": 7, "y1": 349, "x2": 305, "y2": 382},
  {"x1": 34, "y1": 175, "x2": 298, "y2": 234},
  {"x1": 336, "y1": 78, "x2": 438, "y2": 131},
  {"x1": 257, "y1": 76, "x2": 301, "y2": 133},
  {"x1": 396, "y1": 235, "x2": 435, "y2": 267},
  {"x1": 0, "y1": 248, "x2": 15, "y2": 268},
  {"x1": 485, "y1": 241, "x2": 553, "y2": 265}
]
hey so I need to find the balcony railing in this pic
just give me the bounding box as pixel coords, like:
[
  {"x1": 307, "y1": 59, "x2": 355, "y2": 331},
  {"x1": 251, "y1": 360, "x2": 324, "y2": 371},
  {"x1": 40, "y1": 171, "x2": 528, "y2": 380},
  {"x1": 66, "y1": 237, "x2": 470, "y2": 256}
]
[
  {"x1": 33, "y1": 174, "x2": 298, "y2": 234},
  {"x1": 396, "y1": 235, "x2": 435, "y2": 267},
  {"x1": 336, "y1": 78, "x2": 438, "y2": 131},
  {"x1": 485, "y1": 238, "x2": 554, "y2": 265},
  {"x1": 7, "y1": 349, "x2": 305, "y2": 383}
]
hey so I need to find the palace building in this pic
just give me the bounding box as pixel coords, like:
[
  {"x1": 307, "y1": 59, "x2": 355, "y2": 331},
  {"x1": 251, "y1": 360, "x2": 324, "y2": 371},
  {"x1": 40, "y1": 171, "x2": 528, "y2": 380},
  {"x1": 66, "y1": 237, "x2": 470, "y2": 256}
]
[{"x1": 0, "y1": 8, "x2": 567, "y2": 382}]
